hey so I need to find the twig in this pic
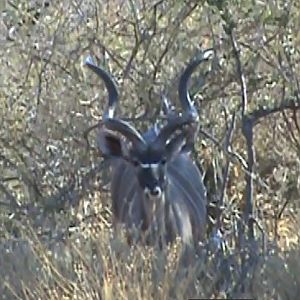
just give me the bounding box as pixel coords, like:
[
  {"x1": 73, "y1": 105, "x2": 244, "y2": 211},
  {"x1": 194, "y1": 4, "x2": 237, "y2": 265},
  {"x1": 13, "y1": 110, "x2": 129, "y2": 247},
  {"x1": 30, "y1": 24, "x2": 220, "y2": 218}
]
[
  {"x1": 249, "y1": 97, "x2": 300, "y2": 125},
  {"x1": 277, "y1": 197, "x2": 291, "y2": 220},
  {"x1": 241, "y1": 116, "x2": 255, "y2": 240},
  {"x1": 217, "y1": 112, "x2": 236, "y2": 229},
  {"x1": 292, "y1": 108, "x2": 300, "y2": 135},
  {"x1": 42, "y1": 160, "x2": 110, "y2": 212},
  {"x1": 0, "y1": 181, "x2": 20, "y2": 210},
  {"x1": 282, "y1": 110, "x2": 300, "y2": 152},
  {"x1": 199, "y1": 129, "x2": 248, "y2": 170},
  {"x1": 252, "y1": 216, "x2": 266, "y2": 252},
  {"x1": 229, "y1": 26, "x2": 255, "y2": 241},
  {"x1": 229, "y1": 31, "x2": 248, "y2": 116}
]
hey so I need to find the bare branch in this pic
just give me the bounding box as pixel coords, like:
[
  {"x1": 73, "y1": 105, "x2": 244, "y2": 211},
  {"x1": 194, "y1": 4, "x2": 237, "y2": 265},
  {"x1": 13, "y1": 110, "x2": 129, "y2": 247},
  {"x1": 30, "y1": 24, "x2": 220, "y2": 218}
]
[
  {"x1": 217, "y1": 112, "x2": 236, "y2": 229},
  {"x1": 241, "y1": 116, "x2": 255, "y2": 240},
  {"x1": 0, "y1": 181, "x2": 20, "y2": 210},
  {"x1": 229, "y1": 31, "x2": 248, "y2": 116},
  {"x1": 249, "y1": 97, "x2": 300, "y2": 125},
  {"x1": 282, "y1": 110, "x2": 300, "y2": 152},
  {"x1": 199, "y1": 129, "x2": 248, "y2": 171}
]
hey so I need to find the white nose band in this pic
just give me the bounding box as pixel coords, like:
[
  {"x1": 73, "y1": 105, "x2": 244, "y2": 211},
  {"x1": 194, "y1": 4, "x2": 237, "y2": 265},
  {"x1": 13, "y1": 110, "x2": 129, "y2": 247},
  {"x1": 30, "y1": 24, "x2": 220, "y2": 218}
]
[{"x1": 144, "y1": 186, "x2": 162, "y2": 198}]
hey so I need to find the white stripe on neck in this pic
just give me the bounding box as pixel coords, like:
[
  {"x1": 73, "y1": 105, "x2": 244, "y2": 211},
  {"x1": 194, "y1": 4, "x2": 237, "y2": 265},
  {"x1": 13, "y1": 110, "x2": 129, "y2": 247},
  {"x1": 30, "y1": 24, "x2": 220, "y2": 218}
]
[{"x1": 140, "y1": 163, "x2": 160, "y2": 168}]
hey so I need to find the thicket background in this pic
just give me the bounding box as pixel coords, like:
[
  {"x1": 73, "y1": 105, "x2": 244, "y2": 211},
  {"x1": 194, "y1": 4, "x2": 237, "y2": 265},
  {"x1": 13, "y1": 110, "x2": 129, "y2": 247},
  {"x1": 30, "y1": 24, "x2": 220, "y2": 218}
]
[{"x1": 0, "y1": 0, "x2": 299, "y2": 299}]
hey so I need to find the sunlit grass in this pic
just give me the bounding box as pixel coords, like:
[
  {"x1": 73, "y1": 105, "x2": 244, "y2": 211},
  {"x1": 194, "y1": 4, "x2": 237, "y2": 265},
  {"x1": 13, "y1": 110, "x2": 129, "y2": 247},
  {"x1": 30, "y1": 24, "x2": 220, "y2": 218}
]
[{"x1": 0, "y1": 219, "x2": 299, "y2": 299}]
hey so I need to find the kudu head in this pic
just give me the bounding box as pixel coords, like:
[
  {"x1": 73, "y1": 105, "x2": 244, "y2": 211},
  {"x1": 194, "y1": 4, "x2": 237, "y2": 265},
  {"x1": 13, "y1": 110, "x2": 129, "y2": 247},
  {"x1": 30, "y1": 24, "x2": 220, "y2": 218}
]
[{"x1": 85, "y1": 51, "x2": 212, "y2": 200}]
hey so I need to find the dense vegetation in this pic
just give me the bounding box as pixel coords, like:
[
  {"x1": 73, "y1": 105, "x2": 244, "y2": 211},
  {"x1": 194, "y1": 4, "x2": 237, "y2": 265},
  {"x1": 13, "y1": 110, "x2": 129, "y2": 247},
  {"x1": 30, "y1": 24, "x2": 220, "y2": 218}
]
[{"x1": 0, "y1": 0, "x2": 299, "y2": 299}]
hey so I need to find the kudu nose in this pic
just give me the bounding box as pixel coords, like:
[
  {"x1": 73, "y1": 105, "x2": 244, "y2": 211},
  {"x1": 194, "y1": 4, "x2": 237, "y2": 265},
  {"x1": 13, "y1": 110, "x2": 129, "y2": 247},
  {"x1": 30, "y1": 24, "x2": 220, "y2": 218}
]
[
  {"x1": 144, "y1": 186, "x2": 162, "y2": 198},
  {"x1": 150, "y1": 186, "x2": 162, "y2": 198}
]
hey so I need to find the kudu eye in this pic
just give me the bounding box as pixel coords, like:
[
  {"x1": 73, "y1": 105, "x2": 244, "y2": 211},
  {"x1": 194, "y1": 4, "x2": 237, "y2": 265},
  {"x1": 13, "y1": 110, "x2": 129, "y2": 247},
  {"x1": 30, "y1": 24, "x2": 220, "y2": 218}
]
[
  {"x1": 161, "y1": 158, "x2": 167, "y2": 165},
  {"x1": 132, "y1": 159, "x2": 139, "y2": 167}
]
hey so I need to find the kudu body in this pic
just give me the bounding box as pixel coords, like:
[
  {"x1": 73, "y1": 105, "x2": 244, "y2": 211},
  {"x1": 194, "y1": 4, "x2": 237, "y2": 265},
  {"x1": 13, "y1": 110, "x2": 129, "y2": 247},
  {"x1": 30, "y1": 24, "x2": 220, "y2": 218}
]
[{"x1": 86, "y1": 51, "x2": 212, "y2": 249}]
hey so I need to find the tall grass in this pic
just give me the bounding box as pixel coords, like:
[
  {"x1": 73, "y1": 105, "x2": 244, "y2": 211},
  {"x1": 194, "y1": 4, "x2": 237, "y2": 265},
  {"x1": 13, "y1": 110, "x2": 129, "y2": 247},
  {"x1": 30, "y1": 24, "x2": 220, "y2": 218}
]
[{"x1": 1, "y1": 221, "x2": 299, "y2": 299}]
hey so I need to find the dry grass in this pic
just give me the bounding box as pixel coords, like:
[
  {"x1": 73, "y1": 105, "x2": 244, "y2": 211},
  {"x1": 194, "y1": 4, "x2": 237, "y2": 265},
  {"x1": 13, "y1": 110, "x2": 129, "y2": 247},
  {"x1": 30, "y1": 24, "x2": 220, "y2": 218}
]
[
  {"x1": 1, "y1": 1, "x2": 300, "y2": 299},
  {"x1": 1, "y1": 222, "x2": 300, "y2": 299}
]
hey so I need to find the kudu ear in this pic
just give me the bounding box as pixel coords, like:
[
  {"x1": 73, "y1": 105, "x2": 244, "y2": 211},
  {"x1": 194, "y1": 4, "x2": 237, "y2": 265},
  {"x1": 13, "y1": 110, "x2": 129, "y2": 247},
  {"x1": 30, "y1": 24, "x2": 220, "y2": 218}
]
[
  {"x1": 165, "y1": 127, "x2": 196, "y2": 160},
  {"x1": 97, "y1": 130, "x2": 128, "y2": 158},
  {"x1": 165, "y1": 132, "x2": 188, "y2": 160}
]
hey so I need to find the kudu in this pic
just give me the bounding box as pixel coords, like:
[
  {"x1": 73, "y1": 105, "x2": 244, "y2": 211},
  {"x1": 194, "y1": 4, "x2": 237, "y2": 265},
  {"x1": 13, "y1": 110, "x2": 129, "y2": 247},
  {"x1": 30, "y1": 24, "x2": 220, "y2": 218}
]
[{"x1": 85, "y1": 50, "x2": 212, "y2": 250}]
